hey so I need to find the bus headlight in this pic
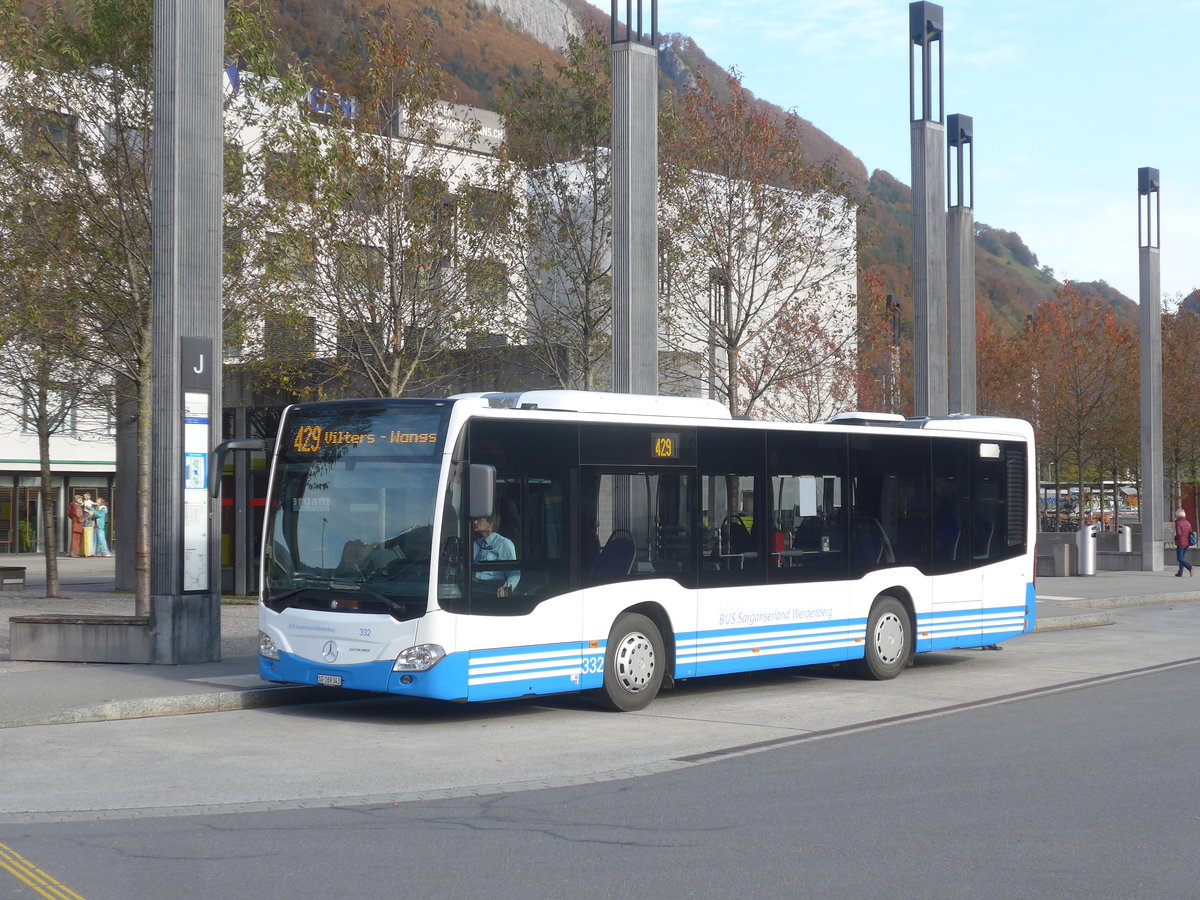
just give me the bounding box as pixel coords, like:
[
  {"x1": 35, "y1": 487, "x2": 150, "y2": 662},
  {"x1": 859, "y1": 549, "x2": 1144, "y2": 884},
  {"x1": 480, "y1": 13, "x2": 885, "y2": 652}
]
[
  {"x1": 259, "y1": 631, "x2": 280, "y2": 660},
  {"x1": 393, "y1": 644, "x2": 445, "y2": 672}
]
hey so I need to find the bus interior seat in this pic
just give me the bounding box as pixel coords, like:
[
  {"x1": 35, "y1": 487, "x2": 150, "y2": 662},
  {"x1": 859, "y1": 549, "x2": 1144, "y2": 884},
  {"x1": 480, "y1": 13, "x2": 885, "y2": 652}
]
[
  {"x1": 591, "y1": 530, "x2": 635, "y2": 578},
  {"x1": 851, "y1": 516, "x2": 895, "y2": 565},
  {"x1": 495, "y1": 496, "x2": 521, "y2": 556},
  {"x1": 972, "y1": 517, "x2": 995, "y2": 559},
  {"x1": 934, "y1": 522, "x2": 961, "y2": 560},
  {"x1": 728, "y1": 515, "x2": 754, "y2": 554}
]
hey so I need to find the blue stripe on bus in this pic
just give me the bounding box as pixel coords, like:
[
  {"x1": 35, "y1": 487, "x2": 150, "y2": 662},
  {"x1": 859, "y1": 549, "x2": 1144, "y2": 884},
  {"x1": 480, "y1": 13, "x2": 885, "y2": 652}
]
[
  {"x1": 467, "y1": 641, "x2": 599, "y2": 701},
  {"x1": 917, "y1": 603, "x2": 1030, "y2": 651},
  {"x1": 676, "y1": 618, "x2": 862, "y2": 676}
]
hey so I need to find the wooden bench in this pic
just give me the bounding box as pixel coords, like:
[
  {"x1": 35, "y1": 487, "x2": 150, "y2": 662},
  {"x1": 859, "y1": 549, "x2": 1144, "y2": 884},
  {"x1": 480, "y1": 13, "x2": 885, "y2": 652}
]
[{"x1": 0, "y1": 566, "x2": 26, "y2": 590}]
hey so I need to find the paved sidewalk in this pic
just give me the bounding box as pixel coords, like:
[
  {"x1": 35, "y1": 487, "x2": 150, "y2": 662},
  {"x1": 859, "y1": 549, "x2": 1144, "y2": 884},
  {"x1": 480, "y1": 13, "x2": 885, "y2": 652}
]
[{"x1": 1, "y1": 554, "x2": 1197, "y2": 729}]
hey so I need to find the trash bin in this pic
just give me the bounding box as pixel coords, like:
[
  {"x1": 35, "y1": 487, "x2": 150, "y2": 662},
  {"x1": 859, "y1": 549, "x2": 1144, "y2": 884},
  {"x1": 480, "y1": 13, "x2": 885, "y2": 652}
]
[
  {"x1": 1119, "y1": 525, "x2": 1132, "y2": 554},
  {"x1": 1076, "y1": 523, "x2": 1098, "y2": 575}
]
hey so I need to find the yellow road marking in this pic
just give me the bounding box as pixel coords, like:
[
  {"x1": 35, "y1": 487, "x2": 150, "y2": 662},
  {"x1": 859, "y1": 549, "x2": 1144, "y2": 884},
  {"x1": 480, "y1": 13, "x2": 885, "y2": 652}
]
[{"x1": 0, "y1": 842, "x2": 86, "y2": 900}]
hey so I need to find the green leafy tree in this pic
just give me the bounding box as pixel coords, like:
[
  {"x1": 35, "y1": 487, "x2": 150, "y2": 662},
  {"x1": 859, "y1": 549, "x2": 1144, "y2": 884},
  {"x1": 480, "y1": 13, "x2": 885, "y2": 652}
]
[{"x1": 0, "y1": 193, "x2": 92, "y2": 596}]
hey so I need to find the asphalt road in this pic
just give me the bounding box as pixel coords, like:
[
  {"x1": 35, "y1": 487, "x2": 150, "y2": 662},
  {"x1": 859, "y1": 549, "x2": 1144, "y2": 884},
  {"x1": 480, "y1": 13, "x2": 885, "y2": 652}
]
[
  {"x1": 1, "y1": 602, "x2": 1198, "y2": 898},
  {"x1": 4, "y1": 661, "x2": 1197, "y2": 899}
]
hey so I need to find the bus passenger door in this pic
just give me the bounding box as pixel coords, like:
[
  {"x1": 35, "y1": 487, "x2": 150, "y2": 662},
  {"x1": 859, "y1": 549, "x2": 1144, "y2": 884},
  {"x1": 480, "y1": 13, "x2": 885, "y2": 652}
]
[
  {"x1": 578, "y1": 468, "x2": 698, "y2": 688},
  {"x1": 927, "y1": 440, "x2": 983, "y2": 650}
]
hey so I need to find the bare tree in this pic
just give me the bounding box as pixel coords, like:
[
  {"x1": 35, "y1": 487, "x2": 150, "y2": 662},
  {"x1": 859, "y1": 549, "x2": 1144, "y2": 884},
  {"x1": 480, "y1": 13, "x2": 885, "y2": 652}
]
[
  {"x1": 248, "y1": 17, "x2": 516, "y2": 401},
  {"x1": 497, "y1": 31, "x2": 614, "y2": 390},
  {"x1": 660, "y1": 70, "x2": 858, "y2": 419}
]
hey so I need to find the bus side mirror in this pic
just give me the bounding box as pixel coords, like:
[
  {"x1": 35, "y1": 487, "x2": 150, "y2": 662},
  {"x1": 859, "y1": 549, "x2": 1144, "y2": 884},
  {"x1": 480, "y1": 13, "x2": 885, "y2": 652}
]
[
  {"x1": 468, "y1": 464, "x2": 496, "y2": 519},
  {"x1": 210, "y1": 438, "x2": 272, "y2": 498}
]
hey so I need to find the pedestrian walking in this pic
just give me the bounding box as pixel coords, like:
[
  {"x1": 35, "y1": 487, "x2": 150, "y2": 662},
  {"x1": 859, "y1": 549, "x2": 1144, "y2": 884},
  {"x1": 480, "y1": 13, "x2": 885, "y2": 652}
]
[{"x1": 1173, "y1": 508, "x2": 1193, "y2": 577}]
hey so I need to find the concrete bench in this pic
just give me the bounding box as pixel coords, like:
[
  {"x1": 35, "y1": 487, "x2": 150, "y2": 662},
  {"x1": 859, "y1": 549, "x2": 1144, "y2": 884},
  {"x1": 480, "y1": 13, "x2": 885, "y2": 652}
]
[
  {"x1": 0, "y1": 566, "x2": 26, "y2": 590},
  {"x1": 9, "y1": 614, "x2": 152, "y2": 663}
]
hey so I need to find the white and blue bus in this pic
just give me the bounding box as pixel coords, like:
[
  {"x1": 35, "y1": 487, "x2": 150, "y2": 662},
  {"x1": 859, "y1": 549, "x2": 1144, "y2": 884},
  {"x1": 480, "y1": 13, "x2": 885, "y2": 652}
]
[{"x1": 229, "y1": 391, "x2": 1035, "y2": 711}]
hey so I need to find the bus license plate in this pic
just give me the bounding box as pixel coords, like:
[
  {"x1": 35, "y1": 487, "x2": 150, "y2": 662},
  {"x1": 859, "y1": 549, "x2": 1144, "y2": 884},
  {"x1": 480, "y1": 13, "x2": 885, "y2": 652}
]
[{"x1": 317, "y1": 674, "x2": 342, "y2": 686}]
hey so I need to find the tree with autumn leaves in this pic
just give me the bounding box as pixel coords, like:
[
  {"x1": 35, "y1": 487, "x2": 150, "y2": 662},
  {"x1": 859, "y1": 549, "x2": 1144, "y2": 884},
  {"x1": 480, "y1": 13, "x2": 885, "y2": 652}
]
[
  {"x1": 971, "y1": 285, "x2": 1139, "y2": 529},
  {"x1": 1162, "y1": 304, "x2": 1200, "y2": 513}
]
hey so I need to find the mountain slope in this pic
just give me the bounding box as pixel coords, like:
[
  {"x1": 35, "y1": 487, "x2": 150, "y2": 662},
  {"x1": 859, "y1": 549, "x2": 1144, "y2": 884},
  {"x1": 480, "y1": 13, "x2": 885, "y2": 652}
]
[{"x1": 858, "y1": 171, "x2": 1135, "y2": 331}]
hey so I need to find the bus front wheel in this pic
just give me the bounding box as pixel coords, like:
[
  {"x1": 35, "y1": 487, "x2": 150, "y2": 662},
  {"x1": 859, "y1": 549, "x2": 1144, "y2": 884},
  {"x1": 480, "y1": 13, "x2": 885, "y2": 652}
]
[
  {"x1": 858, "y1": 595, "x2": 911, "y2": 680},
  {"x1": 596, "y1": 613, "x2": 665, "y2": 711}
]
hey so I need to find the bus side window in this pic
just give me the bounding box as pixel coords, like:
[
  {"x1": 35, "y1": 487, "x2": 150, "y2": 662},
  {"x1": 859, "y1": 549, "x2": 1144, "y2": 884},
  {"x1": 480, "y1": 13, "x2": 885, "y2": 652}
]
[
  {"x1": 848, "y1": 434, "x2": 930, "y2": 573},
  {"x1": 699, "y1": 427, "x2": 766, "y2": 587},
  {"x1": 969, "y1": 443, "x2": 1026, "y2": 564},
  {"x1": 582, "y1": 470, "x2": 696, "y2": 587},
  {"x1": 587, "y1": 472, "x2": 648, "y2": 584},
  {"x1": 766, "y1": 431, "x2": 848, "y2": 583}
]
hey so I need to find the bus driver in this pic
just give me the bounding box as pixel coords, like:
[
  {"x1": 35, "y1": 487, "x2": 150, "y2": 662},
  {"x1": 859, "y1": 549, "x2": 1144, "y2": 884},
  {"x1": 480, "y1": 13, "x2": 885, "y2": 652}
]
[{"x1": 472, "y1": 515, "x2": 519, "y2": 597}]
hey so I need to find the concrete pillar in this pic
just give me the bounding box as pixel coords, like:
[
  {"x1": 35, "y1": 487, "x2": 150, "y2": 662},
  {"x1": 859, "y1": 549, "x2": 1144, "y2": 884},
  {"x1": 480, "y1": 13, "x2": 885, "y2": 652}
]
[
  {"x1": 909, "y1": 3, "x2": 947, "y2": 417},
  {"x1": 610, "y1": 2, "x2": 659, "y2": 396},
  {"x1": 1138, "y1": 167, "x2": 1164, "y2": 572},
  {"x1": 946, "y1": 113, "x2": 975, "y2": 414},
  {"x1": 149, "y1": 0, "x2": 224, "y2": 662}
]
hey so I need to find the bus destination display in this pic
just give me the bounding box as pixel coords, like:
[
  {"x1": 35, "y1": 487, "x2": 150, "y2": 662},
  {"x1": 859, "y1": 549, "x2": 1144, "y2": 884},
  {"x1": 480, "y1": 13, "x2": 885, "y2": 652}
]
[
  {"x1": 292, "y1": 425, "x2": 438, "y2": 454},
  {"x1": 281, "y1": 406, "x2": 448, "y2": 461}
]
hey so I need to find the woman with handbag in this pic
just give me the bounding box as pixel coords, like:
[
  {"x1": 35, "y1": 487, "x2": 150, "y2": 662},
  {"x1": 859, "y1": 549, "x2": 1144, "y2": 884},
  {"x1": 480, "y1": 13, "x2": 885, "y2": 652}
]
[{"x1": 1173, "y1": 509, "x2": 1193, "y2": 576}]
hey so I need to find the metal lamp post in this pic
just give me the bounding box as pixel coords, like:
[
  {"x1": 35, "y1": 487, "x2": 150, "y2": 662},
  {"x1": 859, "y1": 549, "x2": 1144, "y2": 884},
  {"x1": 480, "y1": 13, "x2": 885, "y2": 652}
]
[{"x1": 1138, "y1": 167, "x2": 1164, "y2": 571}]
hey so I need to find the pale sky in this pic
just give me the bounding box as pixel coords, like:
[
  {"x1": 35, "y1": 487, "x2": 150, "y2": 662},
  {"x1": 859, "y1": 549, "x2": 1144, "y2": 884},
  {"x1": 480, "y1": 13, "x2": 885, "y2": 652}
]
[{"x1": 656, "y1": 0, "x2": 1200, "y2": 305}]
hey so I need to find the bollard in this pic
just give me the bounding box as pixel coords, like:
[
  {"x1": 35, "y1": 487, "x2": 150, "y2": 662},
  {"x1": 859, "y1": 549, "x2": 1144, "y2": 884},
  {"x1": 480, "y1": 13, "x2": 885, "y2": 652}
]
[
  {"x1": 1076, "y1": 523, "x2": 1098, "y2": 575},
  {"x1": 1053, "y1": 543, "x2": 1071, "y2": 577},
  {"x1": 1119, "y1": 525, "x2": 1132, "y2": 553}
]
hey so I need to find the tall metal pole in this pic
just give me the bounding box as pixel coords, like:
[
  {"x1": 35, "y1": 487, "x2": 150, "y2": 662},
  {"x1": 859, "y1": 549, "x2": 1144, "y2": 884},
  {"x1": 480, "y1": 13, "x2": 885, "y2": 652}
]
[
  {"x1": 150, "y1": 0, "x2": 224, "y2": 662},
  {"x1": 947, "y1": 113, "x2": 975, "y2": 414},
  {"x1": 909, "y1": 2, "x2": 948, "y2": 417},
  {"x1": 885, "y1": 294, "x2": 901, "y2": 414},
  {"x1": 610, "y1": 0, "x2": 659, "y2": 396},
  {"x1": 1138, "y1": 167, "x2": 1164, "y2": 572}
]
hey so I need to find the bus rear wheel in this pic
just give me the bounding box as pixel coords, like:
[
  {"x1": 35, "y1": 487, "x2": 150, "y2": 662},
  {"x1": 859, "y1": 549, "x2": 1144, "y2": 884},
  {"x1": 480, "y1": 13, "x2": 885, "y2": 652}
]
[
  {"x1": 857, "y1": 595, "x2": 911, "y2": 680},
  {"x1": 596, "y1": 613, "x2": 665, "y2": 711}
]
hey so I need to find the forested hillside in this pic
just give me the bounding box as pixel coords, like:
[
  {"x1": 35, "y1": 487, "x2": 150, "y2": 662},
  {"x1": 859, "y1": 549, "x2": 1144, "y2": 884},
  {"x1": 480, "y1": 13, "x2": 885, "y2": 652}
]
[{"x1": 857, "y1": 170, "x2": 1136, "y2": 333}]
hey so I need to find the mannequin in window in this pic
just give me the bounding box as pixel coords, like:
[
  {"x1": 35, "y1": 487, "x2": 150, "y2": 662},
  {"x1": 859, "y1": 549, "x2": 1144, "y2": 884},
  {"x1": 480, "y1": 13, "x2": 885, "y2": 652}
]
[{"x1": 67, "y1": 495, "x2": 85, "y2": 557}]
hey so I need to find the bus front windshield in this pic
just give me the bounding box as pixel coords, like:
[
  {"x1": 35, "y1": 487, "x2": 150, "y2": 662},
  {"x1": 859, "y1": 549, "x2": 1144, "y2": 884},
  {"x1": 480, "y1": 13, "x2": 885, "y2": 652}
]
[{"x1": 264, "y1": 402, "x2": 449, "y2": 615}]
